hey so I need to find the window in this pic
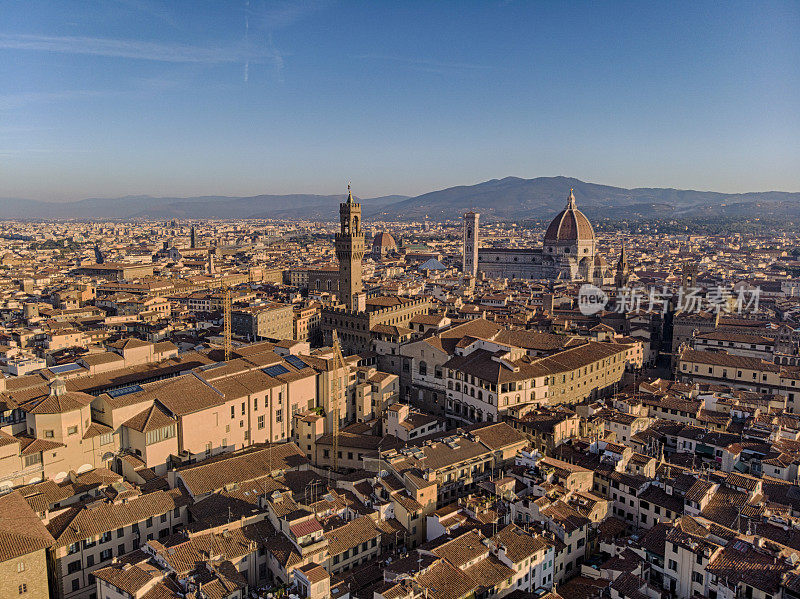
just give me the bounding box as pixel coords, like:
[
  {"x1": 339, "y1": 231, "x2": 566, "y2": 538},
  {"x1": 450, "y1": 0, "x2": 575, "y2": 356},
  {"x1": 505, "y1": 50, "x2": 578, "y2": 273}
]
[
  {"x1": 68, "y1": 560, "x2": 81, "y2": 574},
  {"x1": 67, "y1": 425, "x2": 78, "y2": 435},
  {"x1": 100, "y1": 549, "x2": 112, "y2": 562},
  {"x1": 100, "y1": 432, "x2": 113, "y2": 445},
  {"x1": 276, "y1": 410, "x2": 282, "y2": 422},
  {"x1": 44, "y1": 429, "x2": 54, "y2": 438},
  {"x1": 145, "y1": 424, "x2": 176, "y2": 445},
  {"x1": 19, "y1": 584, "x2": 27, "y2": 594},
  {"x1": 72, "y1": 579, "x2": 80, "y2": 592},
  {"x1": 668, "y1": 559, "x2": 677, "y2": 571},
  {"x1": 86, "y1": 554, "x2": 94, "y2": 567},
  {"x1": 17, "y1": 562, "x2": 24, "y2": 572},
  {"x1": 23, "y1": 453, "x2": 41, "y2": 467},
  {"x1": 231, "y1": 406, "x2": 235, "y2": 418}
]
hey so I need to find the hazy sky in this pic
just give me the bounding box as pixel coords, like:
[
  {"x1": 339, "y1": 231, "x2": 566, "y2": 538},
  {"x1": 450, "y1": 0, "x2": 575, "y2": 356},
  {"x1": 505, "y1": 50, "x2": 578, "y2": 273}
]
[{"x1": 1, "y1": 1, "x2": 798, "y2": 201}]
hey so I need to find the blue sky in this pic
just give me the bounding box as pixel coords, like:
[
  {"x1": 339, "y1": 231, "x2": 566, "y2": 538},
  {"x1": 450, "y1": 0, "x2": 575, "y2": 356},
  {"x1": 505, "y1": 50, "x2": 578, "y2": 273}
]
[{"x1": 1, "y1": 0, "x2": 798, "y2": 201}]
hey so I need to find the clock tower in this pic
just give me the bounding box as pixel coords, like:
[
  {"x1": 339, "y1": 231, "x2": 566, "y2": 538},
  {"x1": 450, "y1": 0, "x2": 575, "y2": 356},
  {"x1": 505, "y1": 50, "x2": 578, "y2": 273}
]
[{"x1": 335, "y1": 184, "x2": 365, "y2": 310}]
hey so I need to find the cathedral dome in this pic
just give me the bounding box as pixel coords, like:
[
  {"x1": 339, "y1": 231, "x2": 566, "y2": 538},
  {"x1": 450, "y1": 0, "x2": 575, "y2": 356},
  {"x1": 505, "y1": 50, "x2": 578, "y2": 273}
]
[
  {"x1": 544, "y1": 189, "x2": 595, "y2": 243},
  {"x1": 372, "y1": 231, "x2": 397, "y2": 250}
]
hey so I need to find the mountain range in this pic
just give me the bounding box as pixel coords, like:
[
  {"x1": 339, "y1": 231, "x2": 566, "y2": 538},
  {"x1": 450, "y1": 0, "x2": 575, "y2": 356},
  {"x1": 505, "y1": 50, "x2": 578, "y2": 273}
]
[{"x1": 2, "y1": 176, "x2": 799, "y2": 222}]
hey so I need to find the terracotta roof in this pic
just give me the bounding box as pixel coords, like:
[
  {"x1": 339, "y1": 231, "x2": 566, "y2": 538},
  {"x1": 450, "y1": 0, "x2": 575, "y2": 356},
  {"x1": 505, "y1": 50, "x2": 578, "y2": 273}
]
[
  {"x1": 18, "y1": 389, "x2": 93, "y2": 415},
  {"x1": 416, "y1": 558, "x2": 476, "y2": 599},
  {"x1": 706, "y1": 539, "x2": 792, "y2": 593},
  {"x1": 468, "y1": 422, "x2": 527, "y2": 451},
  {"x1": 123, "y1": 400, "x2": 176, "y2": 433},
  {"x1": 46, "y1": 488, "x2": 189, "y2": 547},
  {"x1": 0, "y1": 491, "x2": 55, "y2": 561},
  {"x1": 324, "y1": 516, "x2": 381, "y2": 556},
  {"x1": 16, "y1": 434, "x2": 65, "y2": 456},
  {"x1": 176, "y1": 443, "x2": 308, "y2": 496},
  {"x1": 431, "y1": 529, "x2": 487, "y2": 568}
]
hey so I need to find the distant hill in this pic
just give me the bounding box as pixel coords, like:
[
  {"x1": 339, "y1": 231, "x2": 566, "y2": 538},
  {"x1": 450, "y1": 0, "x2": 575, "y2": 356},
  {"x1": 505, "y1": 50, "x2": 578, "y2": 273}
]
[
  {"x1": 368, "y1": 176, "x2": 800, "y2": 221},
  {"x1": 0, "y1": 194, "x2": 408, "y2": 221},
  {"x1": 2, "y1": 176, "x2": 799, "y2": 221}
]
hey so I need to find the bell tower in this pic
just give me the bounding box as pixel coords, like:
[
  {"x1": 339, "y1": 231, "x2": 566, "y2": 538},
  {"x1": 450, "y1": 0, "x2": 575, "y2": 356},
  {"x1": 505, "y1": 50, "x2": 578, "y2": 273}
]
[
  {"x1": 335, "y1": 184, "x2": 365, "y2": 310},
  {"x1": 463, "y1": 211, "x2": 479, "y2": 278},
  {"x1": 614, "y1": 242, "x2": 630, "y2": 288}
]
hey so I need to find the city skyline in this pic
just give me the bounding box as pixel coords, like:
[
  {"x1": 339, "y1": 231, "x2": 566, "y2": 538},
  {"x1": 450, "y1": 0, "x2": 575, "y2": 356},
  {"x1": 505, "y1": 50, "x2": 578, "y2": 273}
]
[{"x1": 2, "y1": 0, "x2": 799, "y2": 201}]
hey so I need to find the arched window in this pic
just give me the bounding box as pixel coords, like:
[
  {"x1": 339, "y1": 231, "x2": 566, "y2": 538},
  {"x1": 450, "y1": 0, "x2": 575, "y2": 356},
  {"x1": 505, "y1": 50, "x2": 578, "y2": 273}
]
[{"x1": 418, "y1": 361, "x2": 427, "y2": 376}]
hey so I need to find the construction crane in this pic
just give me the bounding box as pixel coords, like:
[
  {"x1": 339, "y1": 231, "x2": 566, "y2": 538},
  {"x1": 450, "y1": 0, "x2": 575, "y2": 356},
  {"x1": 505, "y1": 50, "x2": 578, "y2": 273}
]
[
  {"x1": 222, "y1": 282, "x2": 232, "y2": 362},
  {"x1": 330, "y1": 330, "x2": 346, "y2": 473}
]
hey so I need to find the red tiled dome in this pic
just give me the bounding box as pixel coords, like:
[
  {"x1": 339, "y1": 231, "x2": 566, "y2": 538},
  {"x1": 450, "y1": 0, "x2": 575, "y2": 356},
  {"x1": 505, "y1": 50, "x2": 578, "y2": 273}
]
[
  {"x1": 544, "y1": 190, "x2": 595, "y2": 243},
  {"x1": 372, "y1": 232, "x2": 397, "y2": 249}
]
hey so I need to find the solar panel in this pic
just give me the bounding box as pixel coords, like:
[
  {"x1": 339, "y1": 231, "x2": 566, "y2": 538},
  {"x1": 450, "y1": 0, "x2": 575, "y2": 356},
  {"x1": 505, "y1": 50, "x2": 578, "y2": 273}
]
[
  {"x1": 285, "y1": 355, "x2": 308, "y2": 370},
  {"x1": 263, "y1": 364, "x2": 289, "y2": 377},
  {"x1": 49, "y1": 363, "x2": 81, "y2": 374},
  {"x1": 107, "y1": 384, "x2": 144, "y2": 398}
]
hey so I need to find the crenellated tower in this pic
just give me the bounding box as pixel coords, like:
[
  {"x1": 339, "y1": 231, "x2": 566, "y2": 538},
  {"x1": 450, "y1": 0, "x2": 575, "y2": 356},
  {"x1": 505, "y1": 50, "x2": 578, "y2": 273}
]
[{"x1": 335, "y1": 184, "x2": 365, "y2": 310}]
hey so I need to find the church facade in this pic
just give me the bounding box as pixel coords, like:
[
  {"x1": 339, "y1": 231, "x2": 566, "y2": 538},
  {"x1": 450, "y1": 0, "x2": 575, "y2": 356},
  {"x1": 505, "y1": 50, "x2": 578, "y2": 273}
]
[{"x1": 470, "y1": 190, "x2": 614, "y2": 286}]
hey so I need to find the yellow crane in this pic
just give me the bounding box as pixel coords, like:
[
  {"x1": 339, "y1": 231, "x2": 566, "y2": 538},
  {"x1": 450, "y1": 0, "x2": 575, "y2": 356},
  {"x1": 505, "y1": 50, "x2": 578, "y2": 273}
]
[
  {"x1": 330, "y1": 330, "x2": 346, "y2": 473},
  {"x1": 222, "y1": 282, "x2": 232, "y2": 361}
]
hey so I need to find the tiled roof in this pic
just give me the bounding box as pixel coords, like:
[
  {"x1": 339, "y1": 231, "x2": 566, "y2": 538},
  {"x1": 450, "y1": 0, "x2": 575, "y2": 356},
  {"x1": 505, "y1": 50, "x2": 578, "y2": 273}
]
[
  {"x1": 176, "y1": 443, "x2": 308, "y2": 496},
  {"x1": 416, "y1": 559, "x2": 476, "y2": 599},
  {"x1": 123, "y1": 400, "x2": 176, "y2": 433},
  {"x1": 0, "y1": 491, "x2": 55, "y2": 561},
  {"x1": 468, "y1": 422, "x2": 527, "y2": 451},
  {"x1": 46, "y1": 488, "x2": 189, "y2": 547},
  {"x1": 324, "y1": 516, "x2": 380, "y2": 556},
  {"x1": 431, "y1": 529, "x2": 487, "y2": 568}
]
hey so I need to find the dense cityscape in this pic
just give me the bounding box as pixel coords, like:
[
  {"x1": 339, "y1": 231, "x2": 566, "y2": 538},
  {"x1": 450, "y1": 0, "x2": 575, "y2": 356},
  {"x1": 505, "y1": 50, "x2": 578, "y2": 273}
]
[
  {"x1": 0, "y1": 184, "x2": 799, "y2": 599},
  {"x1": 3, "y1": 2, "x2": 799, "y2": 599}
]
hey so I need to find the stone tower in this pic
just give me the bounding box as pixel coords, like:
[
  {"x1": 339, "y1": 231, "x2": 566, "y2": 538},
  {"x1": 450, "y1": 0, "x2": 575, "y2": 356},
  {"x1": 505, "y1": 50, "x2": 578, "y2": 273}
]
[
  {"x1": 614, "y1": 243, "x2": 630, "y2": 288},
  {"x1": 463, "y1": 211, "x2": 479, "y2": 277},
  {"x1": 335, "y1": 184, "x2": 365, "y2": 310},
  {"x1": 190, "y1": 226, "x2": 196, "y2": 249},
  {"x1": 681, "y1": 262, "x2": 698, "y2": 289}
]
